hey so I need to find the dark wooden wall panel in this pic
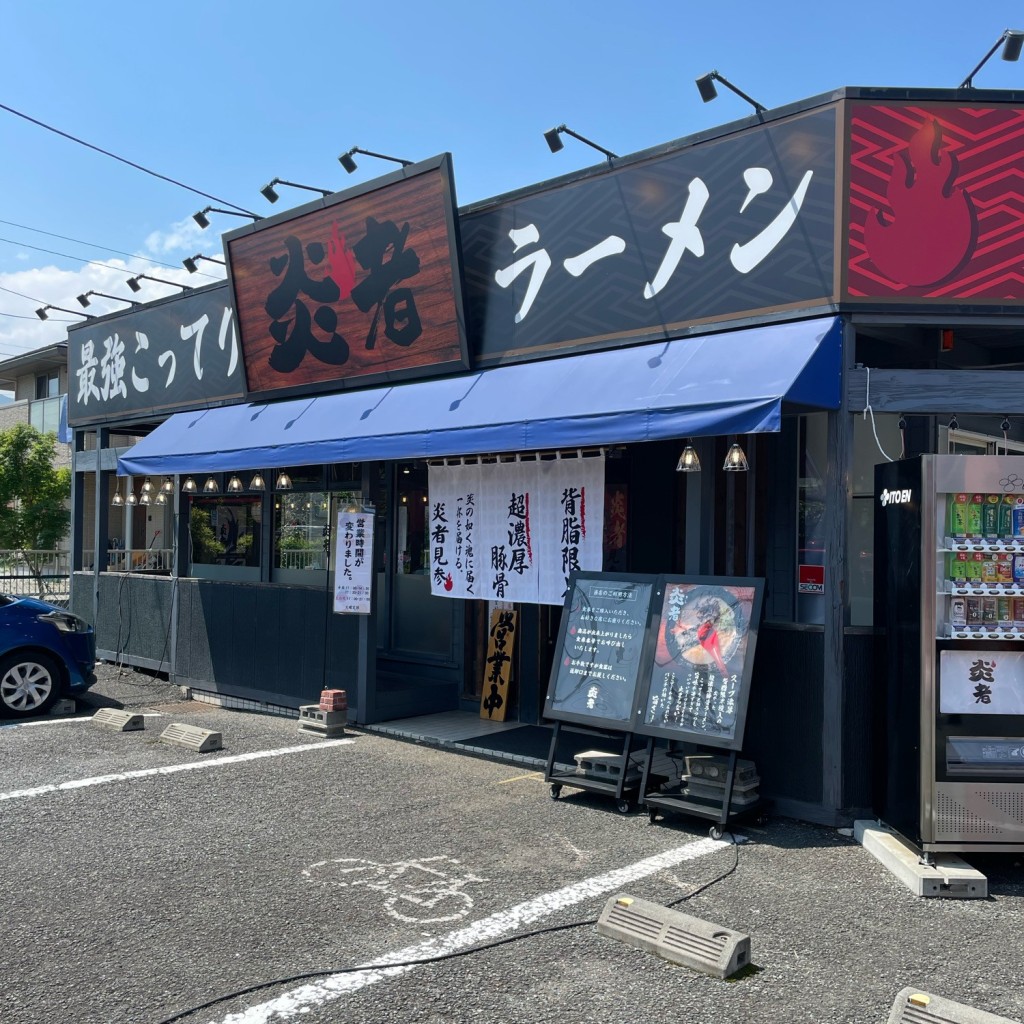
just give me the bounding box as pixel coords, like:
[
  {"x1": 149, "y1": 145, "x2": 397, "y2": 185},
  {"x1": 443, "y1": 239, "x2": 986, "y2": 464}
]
[{"x1": 743, "y1": 624, "x2": 824, "y2": 806}]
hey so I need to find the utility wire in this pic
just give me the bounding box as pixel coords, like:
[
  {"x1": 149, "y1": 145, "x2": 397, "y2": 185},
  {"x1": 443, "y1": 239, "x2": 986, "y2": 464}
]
[
  {"x1": 0, "y1": 101, "x2": 255, "y2": 216},
  {"x1": 0, "y1": 309, "x2": 72, "y2": 323},
  {"x1": 0, "y1": 282, "x2": 49, "y2": 305},
  {"x1": 0, "y1": 234, "x2": 220, "y2": 280},
  {"x1": 0, "y1": 218, "x2": 218, "y2": 273}
]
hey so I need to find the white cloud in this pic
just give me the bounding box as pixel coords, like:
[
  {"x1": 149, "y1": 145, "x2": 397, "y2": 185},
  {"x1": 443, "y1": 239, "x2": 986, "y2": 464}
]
[
  {"x1": 144, "y1": 215, "x2": 207, "y2": 255},
  {"x1": 0, "y1": 217, "x2": 225, "y2": 360}
]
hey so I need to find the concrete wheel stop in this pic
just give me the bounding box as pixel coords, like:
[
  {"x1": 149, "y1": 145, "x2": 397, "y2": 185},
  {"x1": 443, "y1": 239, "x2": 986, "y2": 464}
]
[{"x1": 854, "y1": 820, "x2": 987, "y2": 899}]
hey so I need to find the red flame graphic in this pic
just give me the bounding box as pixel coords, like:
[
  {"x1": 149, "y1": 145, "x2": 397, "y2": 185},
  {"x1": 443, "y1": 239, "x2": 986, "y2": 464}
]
[
  {"x1": 443, "y1": 572, "x2": 454, "y2": 592},
  {"x1": 864, "y1": 119, "x2": 976, "y2": 287},
  {"x1": 327, "y1": 222, "x2": 357, "y2": 299},
  {"x1": 697, "y1": 620, "x2": 728, "y2": 677}
]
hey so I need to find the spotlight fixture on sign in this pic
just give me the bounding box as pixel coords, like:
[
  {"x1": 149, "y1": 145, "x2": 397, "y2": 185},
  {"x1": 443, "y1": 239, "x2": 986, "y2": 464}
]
[
  {"x1": 259, "y1": 177, "x2": 332, "y2": 203},
  {"x1": 192, "y1": 206, "x2": 262, "y2": 229},
  {"x1": 182, "y1": 253, "x2": 226, "y2": 274},
  {"x1": 722, "y1": 440, "x2": 750, "y2": 472},
  {"x1": 338, "y1": 147, "x2": 413, "y2": 174},
  {"x1": 958, "y1": 28, "x2": 1024, "y2": 88},
  {"x1": 694, "y1": 70, "x2": 766, "y2": 113},
  {"x1": 77, "y1": 290, "x2": 140, "y2": 309},
  {"x1": 127, "y1": 274, "x2": 193, "y2": 294},
  {"x1": 35, "y1": 304, "x2": 92, "y2": 321},
  {"x1": 543, "y1": 124, "x2": 618, "y2": 162},
  {"x1": 676, "y1": 442, "x2": 701, "y2": 473}
]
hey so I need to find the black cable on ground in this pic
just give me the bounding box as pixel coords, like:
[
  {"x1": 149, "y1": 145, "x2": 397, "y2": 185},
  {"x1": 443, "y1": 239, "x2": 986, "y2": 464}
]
[{"x1": 152, "y1": 833, "x2": 741, "y2": 1024}]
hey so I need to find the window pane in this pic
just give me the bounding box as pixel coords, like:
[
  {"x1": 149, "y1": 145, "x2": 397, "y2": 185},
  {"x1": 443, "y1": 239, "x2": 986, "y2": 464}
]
[
  {"x1": 796, "y1": 413, "x2": 828, "y2": 625},
  {"x1": 275, "y1": 491, "x2": 332, "y2": 572},
  {"x1": 189, "y1": 497, "x2": 263, "y2": 568}
]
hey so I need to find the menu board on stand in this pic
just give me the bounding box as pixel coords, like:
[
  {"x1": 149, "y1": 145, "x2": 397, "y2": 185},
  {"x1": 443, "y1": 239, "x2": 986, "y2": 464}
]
[{"x1": 542, "y1": 571, "x2": 765, "y2": 826}]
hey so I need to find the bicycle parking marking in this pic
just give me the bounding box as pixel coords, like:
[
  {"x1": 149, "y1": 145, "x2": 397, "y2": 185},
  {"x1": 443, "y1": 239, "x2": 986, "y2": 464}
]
[
  {"x1": 217, "y1": 834, "x2": 738, "y2": 1024},
  {"x1": 303, "y1": 855, "x2": 486, "y2": 924},
  {"x1": 0, "y1": 738, "x2": 353, "y2": 802}
]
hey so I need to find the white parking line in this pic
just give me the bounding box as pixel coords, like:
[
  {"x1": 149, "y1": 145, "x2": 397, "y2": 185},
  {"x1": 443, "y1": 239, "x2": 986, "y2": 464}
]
[
  {"x1": 0, "y1": 739, "x2": 354, "y2": 802},
  {"x1": 0, "y1": 712, "x2": 166, "y2": 730},
  {"x1": 214, "y1": 834, "x2": 739, "y2": 1024}
]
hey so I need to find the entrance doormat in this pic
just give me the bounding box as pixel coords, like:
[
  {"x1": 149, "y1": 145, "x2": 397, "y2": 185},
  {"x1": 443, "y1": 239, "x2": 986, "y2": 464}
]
[{"x1": 455, "y1": 725, "x2": 623, "y2": 765}]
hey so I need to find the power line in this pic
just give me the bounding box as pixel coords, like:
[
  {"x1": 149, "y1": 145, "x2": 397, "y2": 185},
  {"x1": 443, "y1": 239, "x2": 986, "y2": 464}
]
[
  {"x1": 0, "y1": 309, "x2": 73, "y2": 322},
  {"x1": 0, "y1": 282, "x2": 47, "y2": 305},
  {"x1": 0, "y1": 233, "x2": 220, "y2": 280},
  {"x1": 0, "y1": 218, "x2": 216, "y2": 270},
  {"x1": 0, "y1": 101, "x2": 256, "y2": 216}
]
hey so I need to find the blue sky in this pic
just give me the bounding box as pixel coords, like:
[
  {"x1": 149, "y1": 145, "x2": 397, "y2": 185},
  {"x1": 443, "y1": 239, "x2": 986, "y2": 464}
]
[{"x1": 1, "y1": 0, "x2": 1022, "y2": 356}]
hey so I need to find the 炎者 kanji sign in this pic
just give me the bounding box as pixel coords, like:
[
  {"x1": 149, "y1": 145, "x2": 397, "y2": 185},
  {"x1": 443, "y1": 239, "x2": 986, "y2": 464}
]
[{"x1": 225, "y1": 154, "x2": 468, "y2": 400}]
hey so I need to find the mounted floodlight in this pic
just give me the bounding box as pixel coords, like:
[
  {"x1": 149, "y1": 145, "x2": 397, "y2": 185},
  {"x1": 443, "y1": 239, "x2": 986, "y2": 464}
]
[
  {"x1": 543, "y1": 124, "x2": 618, "y2": 161},
  {"x1": 695, "y1": 70, "x2": 766, "y2": 113},
  {"x1": 193, "y1": 206, "x2": 262, "y2": 229},
  {"x1": 339, "y1": 147, "x2": 413, "y2": 174},
  {"x1": 958, "y1": 28, "x2": 1024, "y2": 87},
  {"x1": 183, "y1": 253, "x2": 226, "y2": 274},
  {"x1": 260, "y1": 177, "x2": 332, "y2": 203},
  {"x1": 36, "y1": 304, "x2": 92, "y2": 321},
  {"x1": 77, "y1": 290, "x2": 140, "y2": 309},
  {"x1": 127, "y1": 274, "x2": 193, "y2": 293}
]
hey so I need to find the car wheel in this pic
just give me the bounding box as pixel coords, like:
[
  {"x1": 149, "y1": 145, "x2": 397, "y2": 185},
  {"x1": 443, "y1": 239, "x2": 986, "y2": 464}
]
[{"x1": 0, "y1": 651, "x2": 62, "y2": 718}]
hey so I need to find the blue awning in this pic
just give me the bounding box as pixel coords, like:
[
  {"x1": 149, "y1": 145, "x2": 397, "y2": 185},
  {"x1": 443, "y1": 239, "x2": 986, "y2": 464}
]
[{"x1": 117, "y1": 316, "x2": 842, "y2": 476}]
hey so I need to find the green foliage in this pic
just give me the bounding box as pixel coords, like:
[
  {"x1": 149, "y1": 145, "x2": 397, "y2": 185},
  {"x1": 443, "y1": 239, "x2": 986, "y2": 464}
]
[
  {"x1": 0, "y1": 423, "x2": 70, "y2": 550},
  {"x1": 189, "y1": 506, "x2": 225, "y2": 563}
]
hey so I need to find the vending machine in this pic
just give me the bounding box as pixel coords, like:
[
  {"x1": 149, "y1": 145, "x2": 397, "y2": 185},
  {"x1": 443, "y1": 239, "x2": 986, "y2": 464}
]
[{"x1": 875, "y1": 454, "x2": 1024, "y2": 853}]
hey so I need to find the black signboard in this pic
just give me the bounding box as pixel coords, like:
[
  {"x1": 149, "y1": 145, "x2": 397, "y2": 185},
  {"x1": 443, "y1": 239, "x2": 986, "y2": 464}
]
[
  {"x1": 67, "y1": 282, "x2": 245, "y2": 426},
  {"x1": 544, "y1": 572, "x2": 657, "y2": 731},
  {"x1": 460, "y1": 106, "x2": 836, "y2": 365},
  {"x1": 635, "y1": 576, "x2": 764, "y2": 751}
]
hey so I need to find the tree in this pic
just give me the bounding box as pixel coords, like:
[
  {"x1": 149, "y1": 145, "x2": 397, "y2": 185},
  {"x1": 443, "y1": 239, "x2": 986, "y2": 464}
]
[{"x1": 0, "y1": 423, "x2": 71, "y2": 597}]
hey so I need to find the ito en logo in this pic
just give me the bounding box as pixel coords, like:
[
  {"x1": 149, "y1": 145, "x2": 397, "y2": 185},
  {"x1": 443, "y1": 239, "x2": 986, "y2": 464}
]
[{"x1": 879, "y1": 488, "x2": 913, "y2": 507}]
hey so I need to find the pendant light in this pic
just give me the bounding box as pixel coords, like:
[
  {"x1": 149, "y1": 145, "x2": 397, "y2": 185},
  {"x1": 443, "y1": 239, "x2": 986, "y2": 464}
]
[
  {"x1": 275, "y1": 471, "x2": 293, "y2": 491},
  {"x1": 249, "y1": 472, "x2": 266, "y2": 491},
  {"x1": 203, "y1": 476, "x2": 220, "y2": 494},
  {"x1": 160, "y1": 477, "x2": 174, "y2": 494},
  {"x1": 126, "y1": 490, "x2": 138, "y2": 506},
  {"x1": 141, "y1": 477, "x2": 154, "y2": 495},
  {"x1": 227, "y1": 475, "x2": 244, "y2": 493},
  {"x1": 182, "y1": 477, "x2": 198, "y2": 493},
  {"x1": 676, "y1": 442, "x2": 701, "y2": 473},
  {"x1": 722, "y1": 441, "x2": 749, "y2": 472},
  {"x1": 111, "y1": 482, "x2": 125, "y2": 507}
]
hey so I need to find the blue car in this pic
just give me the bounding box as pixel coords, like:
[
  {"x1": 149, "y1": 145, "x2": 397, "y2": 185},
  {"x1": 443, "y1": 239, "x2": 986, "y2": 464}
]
[{"x1": 0, "y1": 595, "x2": 96, "y2": 718}]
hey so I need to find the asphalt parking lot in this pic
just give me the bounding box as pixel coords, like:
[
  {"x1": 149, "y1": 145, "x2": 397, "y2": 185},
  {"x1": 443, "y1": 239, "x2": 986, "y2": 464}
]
[{"x1": 4, "y1": 664, "x2": 1024, "y2": 1024}]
